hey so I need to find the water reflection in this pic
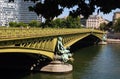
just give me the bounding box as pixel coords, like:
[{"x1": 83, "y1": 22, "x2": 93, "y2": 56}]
[
  {"x1": 73, "y1": 44, "x2": 120, "y2": 79},
  {"x1": 72, "y1": 45, "x2": 103, "y2": 79},
  {"x1": 23, "y1": 72, "x2": 73, "y2": 79}
]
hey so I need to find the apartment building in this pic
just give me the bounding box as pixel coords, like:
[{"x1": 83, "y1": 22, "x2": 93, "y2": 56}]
[
  {"x1": 0, "y1": 0, "x2": 39, "y2": 26},
  {"x1": 86, "y1": 15, "x2": 108, "y2": 29}
]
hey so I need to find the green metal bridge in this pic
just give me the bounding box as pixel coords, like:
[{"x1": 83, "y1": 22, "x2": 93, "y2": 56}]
[
  {"x1": 0, "y1": 28, "x2": 106, "y2": 69},
  {"x1": 0, "y1": 28, "x2": 106, "y2": 60},
  {"x1": 0, "y1": 28, "x2": 105, "y2": 59}
]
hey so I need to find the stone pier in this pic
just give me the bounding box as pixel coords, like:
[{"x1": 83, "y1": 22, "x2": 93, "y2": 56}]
[{"x1": 40, "y1": 61, "x2": 73, "y2": 73}]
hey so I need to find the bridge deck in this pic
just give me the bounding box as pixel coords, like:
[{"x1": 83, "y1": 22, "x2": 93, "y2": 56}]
[{"x1": 0, "y1": 28, "x2": 104, "y2": 41}]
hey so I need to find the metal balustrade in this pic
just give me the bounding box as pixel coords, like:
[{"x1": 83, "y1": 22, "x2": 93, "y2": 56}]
[{"x1": 0, "y1": 28, "x2": 105, "y2": 41}]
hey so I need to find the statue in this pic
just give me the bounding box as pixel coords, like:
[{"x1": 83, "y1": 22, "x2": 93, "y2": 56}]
[
  {"x1": 54, "y1": 37, "x2": 74, "y2": 63},
  {"x1": 102, "y1": 34, "x2": 107, "y2": 42}
]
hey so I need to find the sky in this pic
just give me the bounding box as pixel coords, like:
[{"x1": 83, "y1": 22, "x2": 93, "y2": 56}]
[{"x1": 58, "y1": 8, "x2": 120, "y2": 21}]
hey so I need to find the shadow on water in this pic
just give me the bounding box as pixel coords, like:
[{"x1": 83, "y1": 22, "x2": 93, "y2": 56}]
[
  {"x1": 0, "y1": 53, "x2": 33, "y2": 79},
  {"x1": 0, "y1": 70, "x2": 31, "y2": 79},
  {"x1": 0, "y1": 70, "x2": 73, "y2": 79},
  {"x1": 25, "y1": 72, "x2": 73, "y2": 79},
  {"x1": 0, "y1": 53, "x2": 51, "y2": 79},
  {"x1": 0, "y1": 53, "x2": 36, "y2": 70}
]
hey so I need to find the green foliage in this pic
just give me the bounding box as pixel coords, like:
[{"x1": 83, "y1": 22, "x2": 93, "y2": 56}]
[
  {"x1": 50, "y1": 18, "x2": 64, "y2": 28},
  {"x1": 113, "y1": 18, "x2": 120, "y2": 32},
  {"x1": 17, "y1": 22, "x2": 28, "y2": 27},
  {"x1": 9, "y1": 16, "x2": 81, "y2": 28},
  {"x1": 9, "y1": 22, "x2": 18, "y2": 27},
  {"x1": 9, "y1": 22, "x2": 27, "y2": 27},
  {"x1": 30, "y1": 0, "x2": 120, "y2": 22},
  {"x1": 9, "y1": 20, "x2": 41, "y2": 27},
  {"x1": 103, "y1": 22, "x2": 113, "y2": 31},
  {"x1": 28, "y1": 6, "x2": 34, "y2": 11},
  {"x1": 64, "y1": 16, "x2": 81, "y2": 28},
  {"x1": 29, "y1": 20, "x2": 41, "y2": 27},
  {"x1": 45, "y1": 16, "x2": 81, "y2": 28},
  {"x1": 99, "y1": 22, "x2": 107, "y2": 30},
  {"x1": 33, "y1": 0, "x2": 63, "y2": 22}
]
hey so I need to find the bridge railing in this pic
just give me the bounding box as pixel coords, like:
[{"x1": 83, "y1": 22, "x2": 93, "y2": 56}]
[{"x1": 0, "y1": 27, "x2": 105, "y2": 41}]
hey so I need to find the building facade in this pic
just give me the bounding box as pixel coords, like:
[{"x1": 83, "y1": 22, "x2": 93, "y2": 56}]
[
  {"x1": 0, "y1": 0, "x2": 39, "y2": 26},
  {"x1": 86, "y1": 15, "x2": 108, "y2": 29}
]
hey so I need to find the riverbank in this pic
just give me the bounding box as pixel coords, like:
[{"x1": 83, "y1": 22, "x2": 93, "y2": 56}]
[
  {"x1": 107, "y1": 39, "x2": 120, "y2": 43},
  {"x1": 107, "y1": 33, "x2": 120, "y2": 39},
  {"x1": 107, "y1": 33, "x2": 120, "y2": 43}
]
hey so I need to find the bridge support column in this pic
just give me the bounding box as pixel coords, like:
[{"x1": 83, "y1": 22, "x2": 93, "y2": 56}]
[{"x1": 40, "y1": 60, "x2": 73, "y2": 73}]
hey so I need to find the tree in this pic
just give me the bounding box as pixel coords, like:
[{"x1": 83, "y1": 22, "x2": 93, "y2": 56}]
[
  {"x1": 17, "y1": 22, "x2": 28, "y2": 27},
  {"x1": 50, "y1": 18, "x2": 64, "y2": 28},
  {"x1": 9, "y1": 22, "x2": 28, "y2": 27},
  {"x1": 9, "y1": 22, "x2": 18, "y2": 27},
  {"x1": 113, "y1": 18, "x2": 120, "y2": 32},
  {"x1": 63, "y1": 16, "x2": 81, "y2": 28},
  {"x1": 43, "y1": 16, "x2": 81, "y2": 28},
  {"x1": 29, "y1": 20, "x2": 41, "y2": 27},
  {"x1": 30, "y1": 0, "x2": 120, "y2": 22},
  {"x1": 99, "y1": 22, "x2": 107, "y2": 30},
  {"x1": 31, "y1": 0, "x2": 62, "y2": 23},
  {"x1": 104, "y1": 22, "x2": 113, "y2": 31}
]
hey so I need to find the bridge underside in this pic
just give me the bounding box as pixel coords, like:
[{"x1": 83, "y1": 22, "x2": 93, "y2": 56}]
[
  {"x1": 0, "y1": 47, "x2": 53, "y2": 70},
  {"x1": 70, "y1": 34, "x2": 101, "y2": 52}
]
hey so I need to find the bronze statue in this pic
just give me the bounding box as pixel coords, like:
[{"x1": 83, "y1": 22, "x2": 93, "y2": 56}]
[{"x1": 55, "y1": 37, "x2": 74, "y2": 63}]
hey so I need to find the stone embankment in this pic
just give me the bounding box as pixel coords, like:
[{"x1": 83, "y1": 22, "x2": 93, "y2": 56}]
[
  {"x1": 107, "y1": 39, "x2": 120, "y2": 43},
  {"x1": 107, "y1": 33, "x2": 120, "y2": 43}
]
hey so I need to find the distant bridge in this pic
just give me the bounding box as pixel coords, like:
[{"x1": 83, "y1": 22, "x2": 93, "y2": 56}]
[{"x1": 0, "y1": 28, "x2": 106, "y2": 60}]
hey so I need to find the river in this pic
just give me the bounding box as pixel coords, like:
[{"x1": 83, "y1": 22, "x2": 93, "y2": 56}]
[{"x1": 1, "y1": 44, "x2": 120, "y2": 79}]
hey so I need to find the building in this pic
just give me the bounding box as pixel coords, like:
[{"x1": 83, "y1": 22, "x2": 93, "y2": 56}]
[
  {"x1": 86, "y1": 15, "x2": 108, "y2": 29},
  {"x1": 0, "y1": 0, "x2": 40, "y2": 26},
  {"x1": 113, "y1": 12, "x2": 120, "y2": 24}
]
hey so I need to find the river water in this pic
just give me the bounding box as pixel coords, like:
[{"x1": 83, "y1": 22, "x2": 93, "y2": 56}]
[{"x1": 1, "y1": 44, "x2": 120, "y2": 79}]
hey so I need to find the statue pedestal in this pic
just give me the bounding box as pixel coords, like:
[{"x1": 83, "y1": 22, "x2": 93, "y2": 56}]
[{"x1": 40, "y1": 60, "x2": 73, "y2": 73}]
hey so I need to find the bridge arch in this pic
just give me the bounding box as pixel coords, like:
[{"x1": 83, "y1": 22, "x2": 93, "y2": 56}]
[
  {"x1": 0, "y1": 47, "x2": 54, "y2": 70},
  {"x1": 64, "y1": 33, "x2": 102, "y2": 48},
  {"x1": 0, "y1": 47, "x2": 54, "y2": 59}
]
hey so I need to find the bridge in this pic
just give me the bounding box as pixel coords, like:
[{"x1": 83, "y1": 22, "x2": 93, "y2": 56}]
[{"x1": 0, "y1": 28, "x2": 106, "y2": 71}]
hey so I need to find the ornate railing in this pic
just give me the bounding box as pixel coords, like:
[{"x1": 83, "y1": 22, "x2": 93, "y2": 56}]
[{"x1": 0, "y1": 27, "x2": 105, "y2": 41}]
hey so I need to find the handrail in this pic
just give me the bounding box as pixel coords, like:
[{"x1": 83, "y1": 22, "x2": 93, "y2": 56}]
[{"x1": 0, "y1": 28, "x2": 105, "y2": 40}]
